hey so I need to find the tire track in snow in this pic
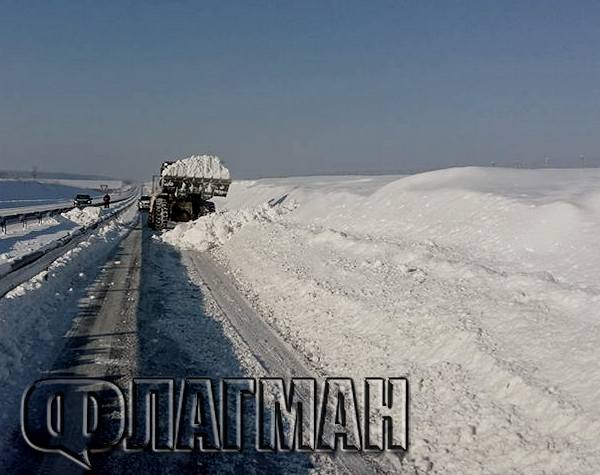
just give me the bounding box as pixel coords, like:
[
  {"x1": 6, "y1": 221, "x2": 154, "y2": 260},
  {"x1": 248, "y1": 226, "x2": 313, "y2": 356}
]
[{"x1": 187, "y1": 251, "x2": 385, "y2": 475}]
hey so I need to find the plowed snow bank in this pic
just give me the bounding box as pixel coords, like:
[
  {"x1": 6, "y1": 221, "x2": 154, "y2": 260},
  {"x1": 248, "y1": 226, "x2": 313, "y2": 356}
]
[
  {"x1": 62, "y1": 206, "x2": 102, "y2": 226},
  {"x1": 165, "y1": 167, "x2": 600, "y2": 474},
  {"x1": 162, "y1": 201, "x2": 296, "y2": 251}
]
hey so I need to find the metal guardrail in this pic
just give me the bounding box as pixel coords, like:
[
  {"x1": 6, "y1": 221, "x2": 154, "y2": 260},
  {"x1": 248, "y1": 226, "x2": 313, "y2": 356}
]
[
  {"x1": 0, "y1": 189, "x2": 138, "y2": 234},
  {"x1": 0, "y1": 192, "x2": 139, "y2": 297}
]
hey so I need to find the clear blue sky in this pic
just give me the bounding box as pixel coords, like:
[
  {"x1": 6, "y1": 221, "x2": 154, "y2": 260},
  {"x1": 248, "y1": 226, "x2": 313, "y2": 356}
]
[{"x1": 1, "y1": 0, "x2": 599, "y2": 179}]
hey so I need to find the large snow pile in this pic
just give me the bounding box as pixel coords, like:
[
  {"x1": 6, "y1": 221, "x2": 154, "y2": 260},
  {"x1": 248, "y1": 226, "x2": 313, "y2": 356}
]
[
  {"x1": 62, "y1": 206, "x2": 102, "y2": 226},
  {"x1": 165, "y1": 167, "x2": 600, "y2": 473},
  {"x1": 161, "y1": 154, "x2": 230, "y2": 180},
  {"x1": 162, "y1": 201, "x2": 296, "y2": 251},
  {"x1": 0, "y1": 216, "x2": 63, "y2": 265}
]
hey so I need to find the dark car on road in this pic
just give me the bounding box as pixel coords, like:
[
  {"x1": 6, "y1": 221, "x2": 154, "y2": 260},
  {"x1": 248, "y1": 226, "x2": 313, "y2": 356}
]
[{"x1": 73, "y1": 193, "x2": 93, "y2": 208}]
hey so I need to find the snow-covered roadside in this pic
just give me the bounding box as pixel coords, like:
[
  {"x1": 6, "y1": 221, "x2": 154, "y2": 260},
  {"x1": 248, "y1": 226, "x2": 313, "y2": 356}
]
[
  {"x1": 163, "y1": 167, "x2": 600, "y2": 474},
  {"x1": 62, "y1": 205, "x2": 103, "y2": 226},
  {"x1": 0, "y1": 181, "x2": 135, "y2": 217},
  {"x1": 162, "y1": 201, "x2": 297, "y2": 251},
  {"x1": 0, "y1": 202, "x2": 132, "y2": 271},
  {"x1": 0, "y1": 205, "x2": 138, "y2": 462}
]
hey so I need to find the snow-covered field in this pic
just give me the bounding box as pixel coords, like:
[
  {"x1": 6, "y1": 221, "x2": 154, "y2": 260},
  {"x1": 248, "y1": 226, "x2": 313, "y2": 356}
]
[
  {"x1": 0, "y1": 179, "x2": 108, "y2": 210},
  {"x1": 0, "y1": 177, "x2": 136, "y2": 274},
  {"x1": 164, "y1": 167, "x2": 600, "y2": 473},
  {"x1": 0, "y1": 179, "x2": 132, "y2": 218},
  {"x1": 37, "y1": 178, "x2": 123, "y2": 190}
]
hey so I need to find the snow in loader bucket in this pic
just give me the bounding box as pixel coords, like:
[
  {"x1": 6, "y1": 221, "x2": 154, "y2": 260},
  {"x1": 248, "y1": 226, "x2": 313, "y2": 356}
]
[
  {"x1": 157, "y1": 154, "x2": 231, "y2": 199},
  {"x1": 161, "y1": 154, "x2": 231, "y2": 180},
  {"x1": 148, "y1": 154, "x2": 232, "y2": 230}
]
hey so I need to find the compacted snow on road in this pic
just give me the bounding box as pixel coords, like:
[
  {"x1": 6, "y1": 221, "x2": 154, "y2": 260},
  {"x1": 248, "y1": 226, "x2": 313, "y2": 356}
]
[
  {"x1": 163, "y1": 167, "x2": 600, "y2": 474},
  {"x1": 2, "y1": 166, "x2": 599, "y2": 473},
  {"x1": 0, "y1": 207, "x2": 331, "y2": 474},
  {"x1": 0, "y1": 205, "x2": 139, "y2": 464}
]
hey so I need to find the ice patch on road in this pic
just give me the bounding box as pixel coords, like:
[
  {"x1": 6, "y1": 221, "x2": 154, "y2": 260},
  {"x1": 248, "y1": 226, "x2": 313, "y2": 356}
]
[
  {"x1": 162, "y1": 201, "x2": 297, "y2": 251},
  {"x1": 62, "y1": 206, "x2": 102, "y2": 226}
]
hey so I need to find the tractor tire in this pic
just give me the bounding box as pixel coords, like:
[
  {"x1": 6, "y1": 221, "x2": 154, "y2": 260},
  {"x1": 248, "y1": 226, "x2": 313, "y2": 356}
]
[{"x1": 154, "y1": 198, "x2": 169, "y2": 230}]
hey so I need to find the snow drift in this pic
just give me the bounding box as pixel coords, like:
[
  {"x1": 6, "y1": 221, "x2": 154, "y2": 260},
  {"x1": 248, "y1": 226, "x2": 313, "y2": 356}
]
[
  {"x1": 161, "y1": 154, "x2": 230, "y2": 180},
  {"x1": 62, "y1": 206, "x2": 103, "y2": 226},
  {"x1": 162, "y1": 201, "x2": 296, "y2": 251},
  {"x1": 164, "y1": 167, "x2": 600, "y2": 473}
]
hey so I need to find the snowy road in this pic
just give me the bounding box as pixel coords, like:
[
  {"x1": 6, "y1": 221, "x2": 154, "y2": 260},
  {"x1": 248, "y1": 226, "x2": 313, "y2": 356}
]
[
  {"x1": 1, "y1": 214, "x2": 367, "y2": 474},
  {"x1": 162, "y1": 169, "x2": 600, "y2": 473},
  {"x1": 187, "y1": 252, "x2": 381, "y2": 474},
  {"x1": 3, "y1": 167, "x2": 598, "y2": 473}
]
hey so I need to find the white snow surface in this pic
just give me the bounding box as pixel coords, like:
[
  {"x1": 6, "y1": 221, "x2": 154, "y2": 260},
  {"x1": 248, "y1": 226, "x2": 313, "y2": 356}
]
[
  {"x1": 62, "y1": 206, "x2": 102, "y2": 226},
  {"x1": 165, "y1": 167, "x2": 600, "y2": 474},
  {"x1": 1, "y1": 200, "x2": 132, "y2": 268},
  {"x1": 38, "y1": 178, "x2": 124, "y2": 190},
  {"x1": 0, "y1": 179, "x2": 99, "y2": 210},
  {"x1": 162, "y1": 201, "x2": 297, "y2": 251},
  {"x1": 161, "y1": 154, "x2": 231, "y2": 180},
  {"x1": 0, "y1": 205, "x2": 139, "y2": 459},
  {"x1": 0, "y1": 179, "x2": 133, "y2": 216}
]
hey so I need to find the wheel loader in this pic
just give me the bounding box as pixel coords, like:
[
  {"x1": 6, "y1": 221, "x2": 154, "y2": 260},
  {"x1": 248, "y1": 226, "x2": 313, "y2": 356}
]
[{"x1": 148, "y1": 157, "x2": 231, "y2": 230}]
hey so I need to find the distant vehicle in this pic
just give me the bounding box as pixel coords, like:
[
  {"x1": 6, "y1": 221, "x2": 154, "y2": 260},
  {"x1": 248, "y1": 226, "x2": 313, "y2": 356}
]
[
  {"x1": 138, "y1": 195, "x2": 151, "y2": 210},
  {"x1": 73, "y1": 194, "x2": 93, "y2": 208}
]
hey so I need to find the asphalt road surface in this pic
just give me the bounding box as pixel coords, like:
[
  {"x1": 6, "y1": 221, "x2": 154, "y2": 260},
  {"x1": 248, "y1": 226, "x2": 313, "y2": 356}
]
[{"x1": 2, "y1": 215, "x2": 380, "y2": 474}]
